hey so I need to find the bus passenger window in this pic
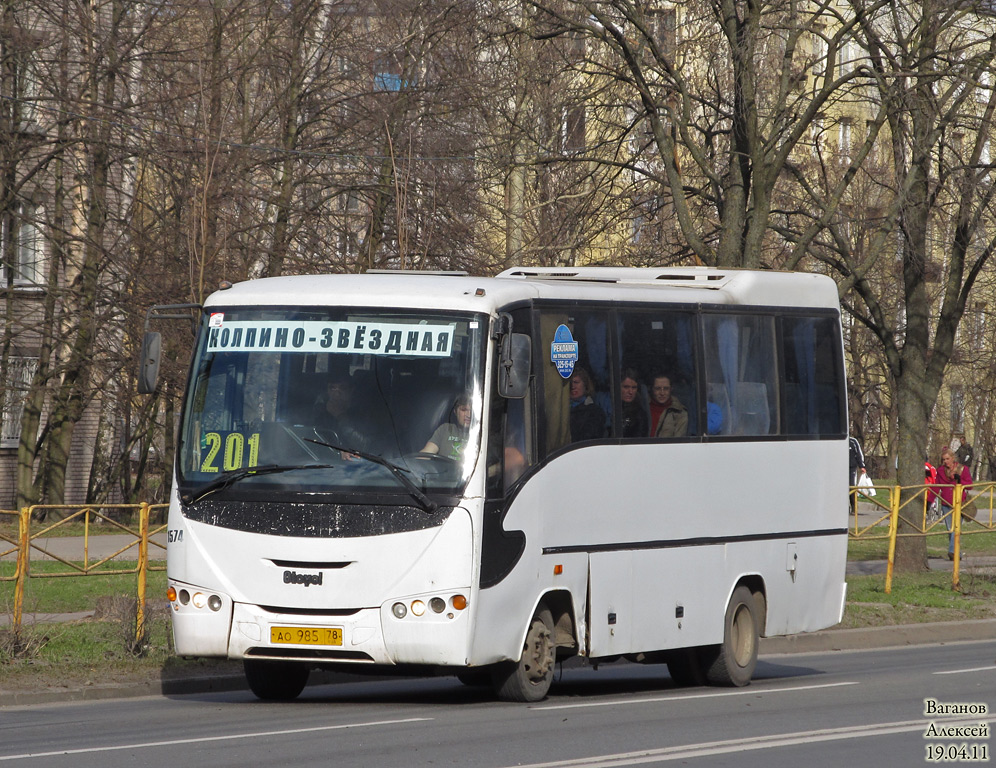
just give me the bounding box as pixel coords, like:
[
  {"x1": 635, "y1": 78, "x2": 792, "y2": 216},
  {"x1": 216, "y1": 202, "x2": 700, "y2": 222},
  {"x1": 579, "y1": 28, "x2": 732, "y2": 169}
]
[
  {"x1": 616, "y1": 310, "x2": 696, "y2": 438},
  {"x1": 539, "y1": 309, "x2": 609, "y2": 455},
  {"x1": 781, "y1": 316, "x2": 845, "y2": 436},
  {"x1": 702, "y1": 314, "x2": 777, "y2": 436}
]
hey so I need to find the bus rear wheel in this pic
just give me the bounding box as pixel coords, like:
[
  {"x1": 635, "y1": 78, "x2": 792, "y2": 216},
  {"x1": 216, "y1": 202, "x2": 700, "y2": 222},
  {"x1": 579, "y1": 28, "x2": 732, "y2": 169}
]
[
  {"x1": 492, "y1": 605, "x2": 555, "y2": 702},
  {"x1": 244, "y1": 659, "x2": 310, "y2": 700},
  {"x1": 665, "y1": 647, "x2": 708, "y2": 687},
  {"x1": 704, "y1": 585, "x2": 759, "y2": 687}
]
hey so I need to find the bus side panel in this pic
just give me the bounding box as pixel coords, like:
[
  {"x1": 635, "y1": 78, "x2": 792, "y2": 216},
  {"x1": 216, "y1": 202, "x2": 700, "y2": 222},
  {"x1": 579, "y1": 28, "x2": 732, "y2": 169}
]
[
  {"x1": 762, "y1": 533, "x2": 849, "y2": 635},
  {"x1": 588, "y1": 548, "x2": 727, "y2": 657},
  {"x1": 473, "y1": 438, "x2": 847, "y2": 663}
]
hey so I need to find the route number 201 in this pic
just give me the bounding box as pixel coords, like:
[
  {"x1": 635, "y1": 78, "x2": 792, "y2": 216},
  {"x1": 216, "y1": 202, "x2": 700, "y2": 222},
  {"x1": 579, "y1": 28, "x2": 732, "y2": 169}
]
[{"x1": 200, "y1": 431, "x2": 260, "y2": 472}]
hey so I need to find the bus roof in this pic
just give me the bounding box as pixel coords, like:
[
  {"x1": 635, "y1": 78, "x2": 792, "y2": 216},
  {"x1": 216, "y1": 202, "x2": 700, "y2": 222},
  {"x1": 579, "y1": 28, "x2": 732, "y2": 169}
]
[{"x1": 203, "y1": 267, "x2": 840, "y2": 314}]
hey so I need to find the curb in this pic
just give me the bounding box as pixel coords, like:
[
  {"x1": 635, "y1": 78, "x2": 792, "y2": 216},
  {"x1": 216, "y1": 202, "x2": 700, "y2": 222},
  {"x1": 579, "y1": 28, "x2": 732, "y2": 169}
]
[
  {"x1": 760, "y1": 618, "x2": 996, "y2": 654},
  {"x1": 5, "y1": 620, "x2": 995, "y2": 707}
]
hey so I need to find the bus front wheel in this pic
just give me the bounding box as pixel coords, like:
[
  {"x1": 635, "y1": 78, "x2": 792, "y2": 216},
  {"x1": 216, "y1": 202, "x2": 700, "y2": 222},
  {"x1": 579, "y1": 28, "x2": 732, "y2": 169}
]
[
  {"x1": 704, "y1": 585, "x2": 759, "y2": 687},
  {"x1": 492, "y1": 605, "x2": 555, "y2": 702},
  {"x1": 244, "y1": 659, "x2": 310, "y2": 700}
]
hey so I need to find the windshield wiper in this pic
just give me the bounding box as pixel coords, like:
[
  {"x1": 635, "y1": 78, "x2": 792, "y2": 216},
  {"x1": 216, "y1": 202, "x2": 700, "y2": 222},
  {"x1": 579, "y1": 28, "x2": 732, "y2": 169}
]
[
  {"x1": 183, "y1": 463, "x2": 337, "y2": 504},
  {"x1": 305, "y1": 438, "x2": 438, "y2": 514}
]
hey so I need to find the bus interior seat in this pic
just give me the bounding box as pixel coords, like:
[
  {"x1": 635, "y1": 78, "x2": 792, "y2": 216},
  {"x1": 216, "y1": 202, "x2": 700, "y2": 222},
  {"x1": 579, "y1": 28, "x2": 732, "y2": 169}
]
[
  {"x1": 735, "y1": 381, "x2": 770, "y2": 435},
  {"x1": 396, "y1": 384, "x2": 458, "y2": 455}
]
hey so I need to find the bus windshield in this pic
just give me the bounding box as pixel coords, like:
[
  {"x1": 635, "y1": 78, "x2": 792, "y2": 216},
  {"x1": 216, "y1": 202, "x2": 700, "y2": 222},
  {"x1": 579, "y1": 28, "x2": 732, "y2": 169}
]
[{"x1": 177, "y1": 307, "x2": 486, "y2": 503}]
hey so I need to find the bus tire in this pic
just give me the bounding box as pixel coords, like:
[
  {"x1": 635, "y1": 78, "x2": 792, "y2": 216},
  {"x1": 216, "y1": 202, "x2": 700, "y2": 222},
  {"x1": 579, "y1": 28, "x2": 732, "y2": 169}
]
[
  {"x1": 705, "y1": 585, "x2": 759, "y2": 687},
  {"x1": 456, "y1": 668, "x2": 492, "y2": 687},
  {"x1": 491, "y1": 605, "x2": 555, "y2": 702},
  {"x1": 666, "y1": 647, "x2": 708, "y2": 687},
  {"x1": 243, "y1": 659, "x2": 310, "y2": 700}
]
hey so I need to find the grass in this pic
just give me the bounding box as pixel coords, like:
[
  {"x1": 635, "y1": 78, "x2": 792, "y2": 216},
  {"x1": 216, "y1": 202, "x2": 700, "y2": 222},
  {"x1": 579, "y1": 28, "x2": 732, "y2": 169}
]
[
  {"x1": 846, "y1": 527, "x2": 996, "y2": 560},
  {"x1": 0, "y1": 514, "x2": 167, "y2": 542},
  {"x1": 1, "y1": 561, "x2": 243, "y2": 693},
  {"x1": 1, "y1": 561, "x2": 167, "y2": 612},
  {"x1": 840, "y1": 571, "x2": 996, "y2": 628}
]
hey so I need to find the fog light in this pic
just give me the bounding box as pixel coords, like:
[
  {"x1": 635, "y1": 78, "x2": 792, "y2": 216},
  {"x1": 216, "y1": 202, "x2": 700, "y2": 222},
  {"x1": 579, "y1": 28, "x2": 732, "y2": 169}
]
[
  {"x1": 451, "y1": 594, "x2": 467, "y2": 611},
  {"x1": 178, "y1": 589, "x2": 190, "y2": 606},
  {"x1": 208, "y1": 594, "x2": 223, "y2": 612},
  {"x1": 392, "y1": 602, "x2": 407, "y2": 619},
  {"x1": 411, "y1": 600, "x2": 426, "y2": 616},
  {"x1": 429, "y1": 597, "x2": 446, "y2": 613},
  {"x1": 192, "y1": 592, "x2": 207, "y2": 609}
]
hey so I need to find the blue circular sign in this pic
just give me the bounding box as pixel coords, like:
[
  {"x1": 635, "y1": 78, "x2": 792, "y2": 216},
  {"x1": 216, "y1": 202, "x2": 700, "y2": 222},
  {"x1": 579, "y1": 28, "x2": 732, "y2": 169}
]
[{"x1": 550, "y1": 324, "x2": 579, "y2": 379}]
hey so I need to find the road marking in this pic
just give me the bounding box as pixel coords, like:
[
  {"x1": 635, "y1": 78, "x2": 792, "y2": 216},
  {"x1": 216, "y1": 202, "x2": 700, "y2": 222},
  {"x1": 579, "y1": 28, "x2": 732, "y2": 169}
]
[
  {"x1": 934, "y1": 665, "x2": 996, "y2": 675},
  {"x1": 532, "y1": 681, "x2": 859, "y2": 711},
  {"x1": 0, "y1": 718, "x2": 431, "y2": 762},
  {"x1": 501, "y1": 716, "x2": 996, "y2": 767}
]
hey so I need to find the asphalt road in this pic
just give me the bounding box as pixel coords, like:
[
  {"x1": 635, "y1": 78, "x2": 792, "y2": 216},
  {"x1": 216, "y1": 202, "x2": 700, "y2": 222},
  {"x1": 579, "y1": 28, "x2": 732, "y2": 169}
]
[{"x1": 2, "y1": 642, "x2": 994, "y2": 768}]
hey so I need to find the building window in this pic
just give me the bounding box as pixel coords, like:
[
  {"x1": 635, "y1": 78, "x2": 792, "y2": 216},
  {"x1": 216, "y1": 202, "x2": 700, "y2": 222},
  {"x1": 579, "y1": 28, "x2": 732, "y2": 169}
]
[
  {"x1": 950, "y1": 385, "x2": 965, "y2": 436},
  {"x1": 1, "y1": 356, "x2": 38, "y2": 444},
  {"x1": 648, "y1": 8, "x2": 676, "y2": 54},
  {"x1": 373, "y1": 51, "x2": 414, "y2": 92},
  {"x1": 838, "y1": 118, "x2": 853, "y2": 164},
  {"x1": 970, "y1": 302, "x2": 987, "y2": 353},
  {"x1": 4, "y1": 203, "x2": 45, "y2": 285}
]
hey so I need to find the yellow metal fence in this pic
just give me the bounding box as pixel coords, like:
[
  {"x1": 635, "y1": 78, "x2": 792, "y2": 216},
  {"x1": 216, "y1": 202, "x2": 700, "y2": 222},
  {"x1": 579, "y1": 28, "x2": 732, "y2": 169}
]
[
  {"x1": 1, "y1": 504, "x2": 168, "y2": 642},
  {"x1": 2, "y1": 488, "x2": 993, "y2": 634},
  {"x1": 849, "y1": 481, "x2": 996, "y2": 593}
]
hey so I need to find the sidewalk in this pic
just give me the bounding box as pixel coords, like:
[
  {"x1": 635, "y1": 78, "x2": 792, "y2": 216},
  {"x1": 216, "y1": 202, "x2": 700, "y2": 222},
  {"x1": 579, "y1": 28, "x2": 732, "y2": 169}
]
[{"x1": 0, "y1": 533, "x2": 167, "y2": 563}]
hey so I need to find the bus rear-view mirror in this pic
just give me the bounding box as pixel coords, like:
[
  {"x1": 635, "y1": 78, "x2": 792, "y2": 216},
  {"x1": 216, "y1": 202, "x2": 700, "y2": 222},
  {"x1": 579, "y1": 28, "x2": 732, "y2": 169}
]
[
  {"x1": 137, "y1": 331, "x2": 162, "y2": 394},
  {"x1": 499, "y1": 332, "x2": 531, "y2": 399}
]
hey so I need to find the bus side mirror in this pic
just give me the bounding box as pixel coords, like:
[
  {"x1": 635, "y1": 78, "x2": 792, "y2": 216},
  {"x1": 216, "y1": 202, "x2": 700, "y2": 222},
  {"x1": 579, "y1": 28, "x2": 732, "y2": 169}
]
[
  {"x1": 137, "y1": 331, "x2": 162, "y2": 394},
  {"x1": 499, "y1": 332, "x2": 531, "y2": 399}
]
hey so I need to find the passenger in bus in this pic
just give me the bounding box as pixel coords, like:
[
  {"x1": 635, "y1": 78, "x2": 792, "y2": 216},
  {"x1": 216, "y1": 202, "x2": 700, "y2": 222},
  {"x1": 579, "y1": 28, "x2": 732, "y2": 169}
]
[
  {"x1": 312, "y1": 370, "x2": 366, "y2": 449},
  {"x1": 649, "y1": 374, "x2": 688, "y2": 438},
  {"x1": 569, "y1": 367, "x2": 606, "y2": 442},
  {"x1": 620, "y1": 368, "x2": 649, "y2": 438},
  {"x1": 421, "y1": 395, "x2": 473, "y2": 459}
]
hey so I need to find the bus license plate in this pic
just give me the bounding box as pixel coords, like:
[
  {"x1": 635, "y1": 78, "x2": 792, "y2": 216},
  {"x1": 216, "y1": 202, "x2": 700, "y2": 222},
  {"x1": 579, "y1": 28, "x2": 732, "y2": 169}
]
[{"x1": 270, "y1": 626, "x2": 343, "y2": 646}]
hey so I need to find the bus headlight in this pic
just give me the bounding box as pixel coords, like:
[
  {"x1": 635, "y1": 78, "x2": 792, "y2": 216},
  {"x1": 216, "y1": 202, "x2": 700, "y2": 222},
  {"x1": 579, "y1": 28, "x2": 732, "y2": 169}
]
[{"x1": 389, "y1": 593, "x2": 468, "y2": 620}]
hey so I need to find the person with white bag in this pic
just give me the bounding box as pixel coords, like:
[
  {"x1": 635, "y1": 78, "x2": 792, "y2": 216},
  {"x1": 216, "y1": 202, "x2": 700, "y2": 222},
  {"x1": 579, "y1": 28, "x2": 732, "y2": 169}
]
[{"x1": 849, "y1": 436, "x2": 868, "y2": 514}]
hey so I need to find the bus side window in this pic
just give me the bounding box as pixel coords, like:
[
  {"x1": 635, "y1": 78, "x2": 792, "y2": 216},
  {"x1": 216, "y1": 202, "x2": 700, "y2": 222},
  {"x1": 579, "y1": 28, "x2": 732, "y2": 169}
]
[
  {"x1": 539, "y1": 309, "x2": 610, "y2": 454},
  {"x1": 702, "y1": 314, "x2": 777, "y2": 436},
  {"x1": 616, "y1": 310, "x2": 697, "y2": 438},
  {"x1": 781, "y1": 316, "x2": 845, "y2": 436}
]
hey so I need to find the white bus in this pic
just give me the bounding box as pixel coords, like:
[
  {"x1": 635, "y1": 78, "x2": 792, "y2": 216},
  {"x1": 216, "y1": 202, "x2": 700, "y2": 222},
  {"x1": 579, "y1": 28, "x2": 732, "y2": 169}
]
[{"x1": 143, "y1": 266, "x2": 848, "y2": 702}]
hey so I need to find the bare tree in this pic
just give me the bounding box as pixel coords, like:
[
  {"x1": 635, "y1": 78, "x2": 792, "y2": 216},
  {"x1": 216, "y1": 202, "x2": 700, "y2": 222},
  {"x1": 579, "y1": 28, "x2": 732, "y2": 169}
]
[{"x1": 798, "y1": 2, "x2": 996, "y2": 570}]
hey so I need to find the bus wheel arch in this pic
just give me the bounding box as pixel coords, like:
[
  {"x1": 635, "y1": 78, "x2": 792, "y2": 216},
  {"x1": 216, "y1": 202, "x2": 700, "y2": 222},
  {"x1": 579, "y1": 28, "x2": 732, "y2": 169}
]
[
  {"x1": 542, "y1": 589, "x2": 579, "y2": 659},
  {"x1": 492, "y1": 589, "x2": 576, "y2": 703},
  {"x1": 705, "y1": 581, "x2": 763, "y2": 687}
]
